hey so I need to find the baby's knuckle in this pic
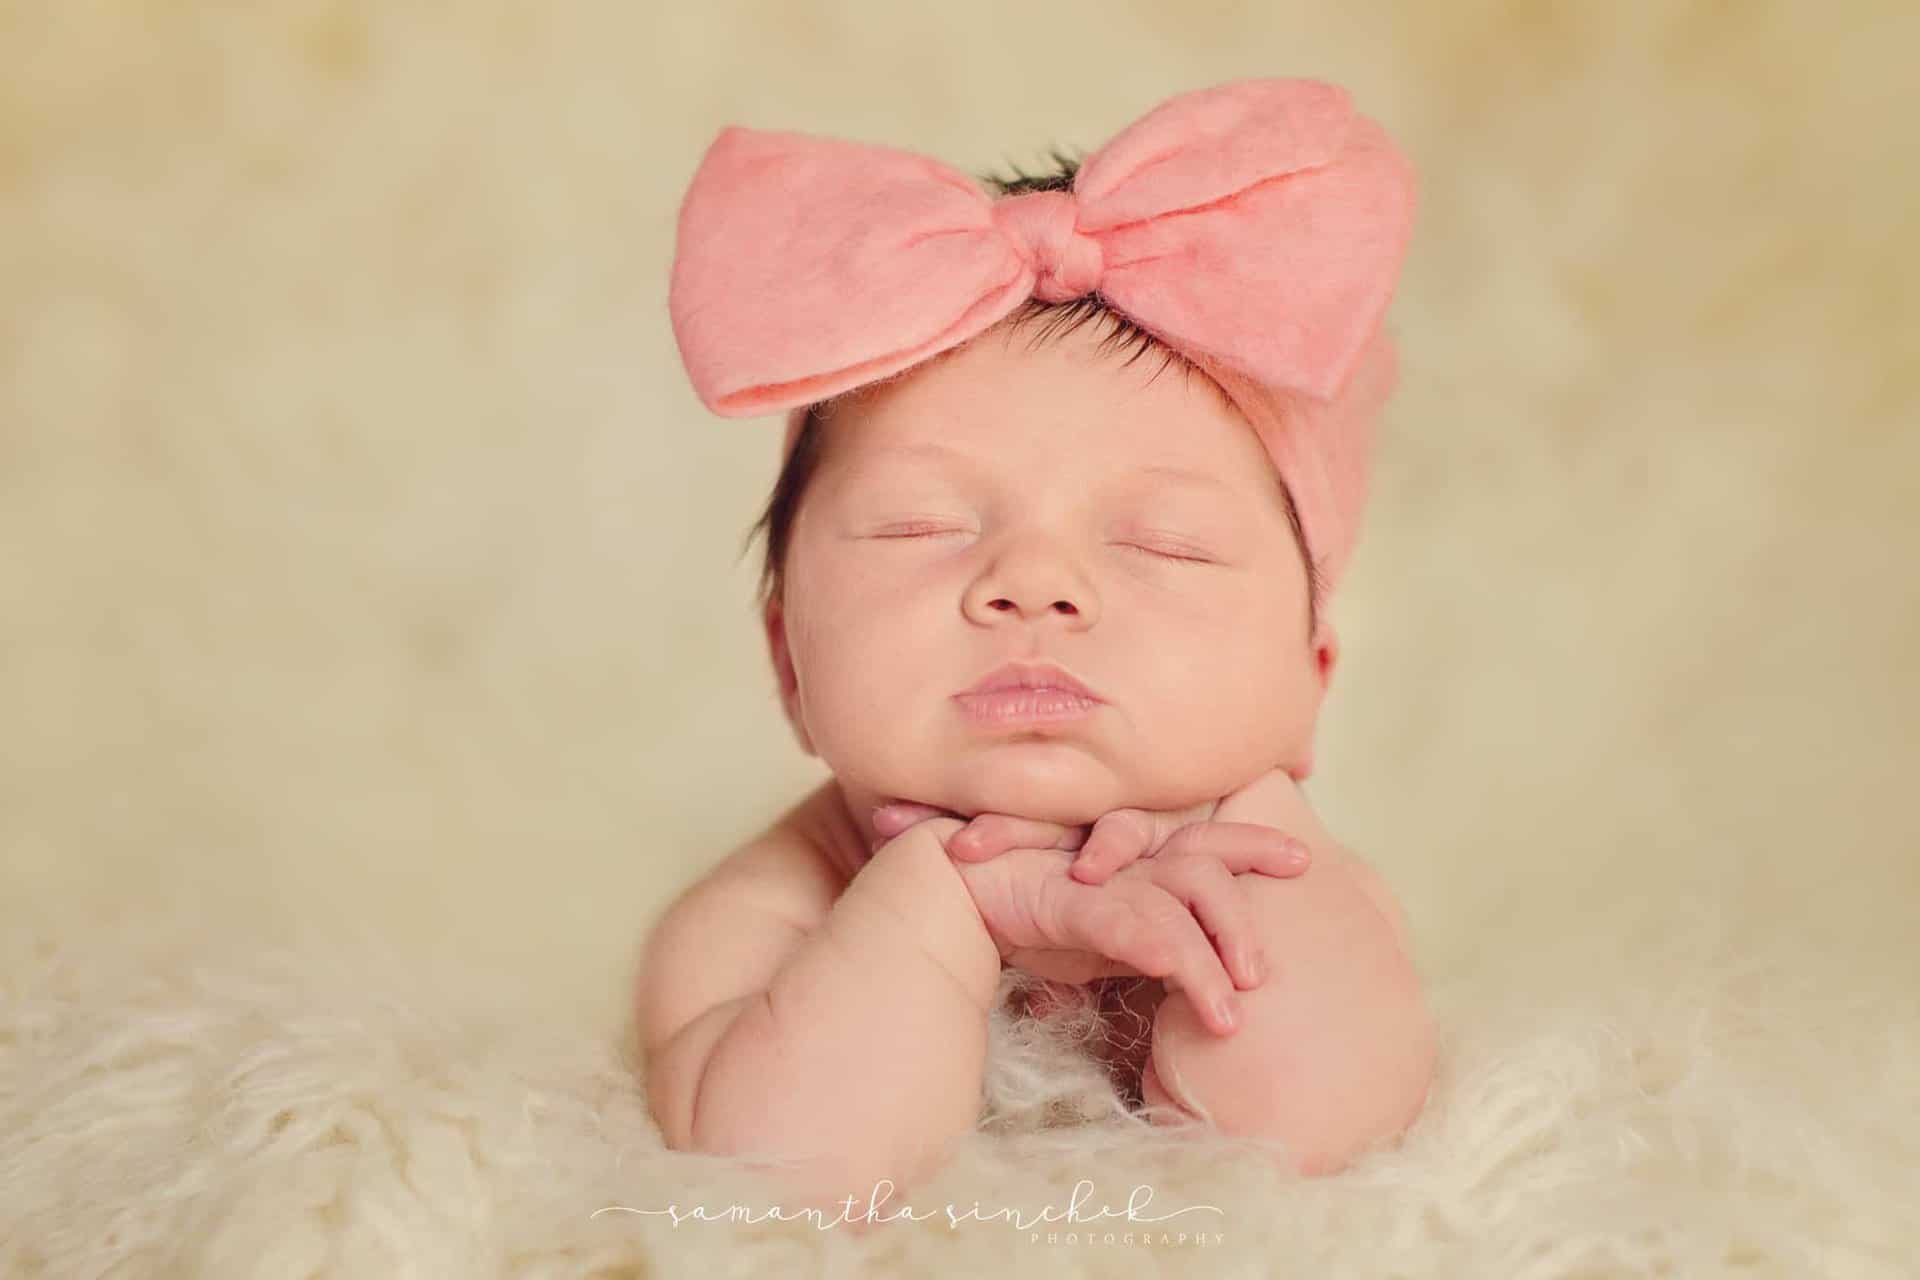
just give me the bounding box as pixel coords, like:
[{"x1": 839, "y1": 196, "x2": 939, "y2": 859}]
[
  {"x1": 1152, "y1": 856, "x2": 1212, "y2": 889},
  {"x1": 1192, "y1": 855, "x2": 1237, "y2": 884},
  {"x1": 1160, "y1": 824, "x2": 1211, "y2": 857},
  {"x1": 1138, "y1": 895, "x2": 1194, "y2": 939},
  {"x1": 1073, "y1": 894, "x2": 1127, "y2": 938},
  {"x1": 1127, "y1": 933, "x2": 1175, "y2": 976}
]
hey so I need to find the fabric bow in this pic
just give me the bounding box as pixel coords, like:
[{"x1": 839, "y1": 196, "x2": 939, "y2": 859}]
[{"x1": 667, "y1": 77, "x2": 1417, "y2": 594}]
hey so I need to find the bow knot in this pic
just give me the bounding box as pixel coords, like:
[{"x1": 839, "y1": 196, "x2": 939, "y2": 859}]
[{"x1": 990, "y1": 190, "x2": 1104, "y2": 303}]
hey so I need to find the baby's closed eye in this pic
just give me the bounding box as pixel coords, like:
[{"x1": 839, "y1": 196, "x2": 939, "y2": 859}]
[{"x1": 870, "y1": 525, "x2": 1216, "y2": 564}]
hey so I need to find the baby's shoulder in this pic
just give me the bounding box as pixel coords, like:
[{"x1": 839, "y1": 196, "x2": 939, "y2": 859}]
[{"x1": 691, "y1": 791, "x2": 849, "y2": 934}]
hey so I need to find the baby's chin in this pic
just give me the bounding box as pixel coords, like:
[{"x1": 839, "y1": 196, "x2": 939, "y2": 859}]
[{"x1": 929, "y1": 750, "x2": 1128, "y2": 828}]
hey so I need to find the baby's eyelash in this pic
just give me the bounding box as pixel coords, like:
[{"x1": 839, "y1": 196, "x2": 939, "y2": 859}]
[
  {"x1": 875, "y1": 529, "x2": 1209, "y2": 564},
  {"x1": 1130, "y1": 544, "x2": 1211, "y2": 564},
  {"x1": 874, "y1": 527, "x2": 964, "y2": 541}
]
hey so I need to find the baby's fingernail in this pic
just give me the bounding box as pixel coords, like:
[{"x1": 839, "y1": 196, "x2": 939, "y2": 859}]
[{"x1": 1212, "y1": 995, "x2": 1238, "y2": 1031}]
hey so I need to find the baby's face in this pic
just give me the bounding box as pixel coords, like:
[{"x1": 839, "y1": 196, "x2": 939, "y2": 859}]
[{"x1": 766, "y1": 319, "x2": 1336, "y2": 831}]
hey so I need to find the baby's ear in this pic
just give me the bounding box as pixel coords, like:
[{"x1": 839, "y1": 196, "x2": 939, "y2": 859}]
[
  {"x1": 1289, "y1": 621, "x2": 1340, "y2": 780},
  {"x1": 1313, "y1": 620, "x2": 1340, "y2": 695},
  {"x1": 762, "y1": 595, "x2": 816, "y2": 757}
]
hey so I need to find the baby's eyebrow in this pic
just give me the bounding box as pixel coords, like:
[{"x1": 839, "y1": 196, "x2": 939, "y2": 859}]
[
  {"x1": 854, "y1": 442, "x2": 1236, "y2": 496},
  {"x1": 1127, "y1": 462, "x2": 1237, "y2": 495},
  {"x1": 851, "y1": 442, "x2": 991, "y2": 475}
]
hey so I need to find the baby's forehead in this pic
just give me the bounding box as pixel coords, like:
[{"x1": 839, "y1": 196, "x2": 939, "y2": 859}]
[
  {"x1": 827, "y1": 406, "x2": 1265, "y2": 493},
  {"x1": 816, "y1": 324, "x2": 1275, "y2": 487},
  {"x1": 834, "y1": 432, "x2": 1225, "y2": 485}
]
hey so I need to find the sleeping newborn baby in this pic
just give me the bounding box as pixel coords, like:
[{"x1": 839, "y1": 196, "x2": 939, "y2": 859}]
[{"x1": 638, "y1": 79, "x2": 1438, "y2": 1211}]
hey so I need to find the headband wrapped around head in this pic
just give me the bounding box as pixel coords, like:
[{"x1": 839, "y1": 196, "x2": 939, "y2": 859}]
[{"x1": 667, "y1": 77, "x2": 1416, "y2": 598}]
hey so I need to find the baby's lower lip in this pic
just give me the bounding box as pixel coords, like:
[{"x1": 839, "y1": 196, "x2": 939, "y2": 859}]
[{"x1": 952, "y1": 688, "x2": 1101, "y2": 726}]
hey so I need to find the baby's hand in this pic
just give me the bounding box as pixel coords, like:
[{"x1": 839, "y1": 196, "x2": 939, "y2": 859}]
[
  {"x1": 871, "y1": 798, "x2": 1312, "y2": 885},
  {"x1": 917, "y1": 831, "x2": 1303, "y2": 1036}
]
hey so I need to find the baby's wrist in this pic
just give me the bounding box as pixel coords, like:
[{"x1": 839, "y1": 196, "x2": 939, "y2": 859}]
[{"x1": 834, "y1": 824, "x2": 1003, "y2": 1013}]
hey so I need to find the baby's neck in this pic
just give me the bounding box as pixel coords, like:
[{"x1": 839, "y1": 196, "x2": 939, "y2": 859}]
[{"x1": 791, "y1": 777, "x2": 880, "y2": 886}]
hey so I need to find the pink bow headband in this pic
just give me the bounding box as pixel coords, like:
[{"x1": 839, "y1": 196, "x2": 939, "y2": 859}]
[{"x1": 667, "y1": 77, "x2": 1417, "y2": 598}]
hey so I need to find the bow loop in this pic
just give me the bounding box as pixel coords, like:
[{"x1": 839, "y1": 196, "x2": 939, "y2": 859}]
[
  {"x1": 989, "y1": 190, "x2": 1104, "y2": 303},
  {"x1": 1072, "y1": 77, "x2": 1357, "y2": 228}
]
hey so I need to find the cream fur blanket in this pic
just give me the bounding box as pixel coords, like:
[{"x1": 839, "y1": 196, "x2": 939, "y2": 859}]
[
  {"x1": 3, "y1": 2, "x2": 1916, "y2": 1276},
  {"x1": 4, "y1": 909, "x2": 1914, "y2": 1275}
]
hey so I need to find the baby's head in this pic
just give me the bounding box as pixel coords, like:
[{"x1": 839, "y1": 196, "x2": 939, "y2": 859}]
[
  {"x1": 673, "y1": 79, "x2": 1417, "y2": 833},
  {"x1": 744, "y1": 163, "x2": 1338, "y2": 829}
]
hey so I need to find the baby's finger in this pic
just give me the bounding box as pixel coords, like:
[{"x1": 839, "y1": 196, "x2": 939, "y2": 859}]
[
  {"x1": 949, "y1": 814, "x2": 1088, "y2": 862},
  {"x1": 1149, "y1": 897, "x2": 1245, "y2": 1036},
  {"x1": 1068, "y1": 890, "x2": 1241, "y2": 1036},
  {"x1": 1150, "y1": 856, "x2": 1269, "y2": 991},
  {"x1": 1069, "y1": 809, "x2": 1155, "y2": 885},
  {"x1": 870, "y1": 802, "x2": 952, "y2": 841},
  {"x1": 1161, "y1": 821, "x2": 1312, "y2": 878}
]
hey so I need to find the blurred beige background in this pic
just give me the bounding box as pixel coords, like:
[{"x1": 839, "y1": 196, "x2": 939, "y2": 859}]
[{"x1": 3, "y1": 1, "x2": 1915, "y2": 1036}]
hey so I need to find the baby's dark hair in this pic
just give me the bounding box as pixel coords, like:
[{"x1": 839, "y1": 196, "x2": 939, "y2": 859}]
[{"x1": 737, "y1": 148, "x2": 1324, "y2": 639}]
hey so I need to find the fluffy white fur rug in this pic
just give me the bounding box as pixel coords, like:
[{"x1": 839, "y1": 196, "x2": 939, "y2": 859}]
[{"x1": 4, "y1": 906, "x2": 1914, "y2": 1277}]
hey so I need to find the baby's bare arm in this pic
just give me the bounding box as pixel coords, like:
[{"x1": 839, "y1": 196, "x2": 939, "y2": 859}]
[
  {"x1": 1147, "y1": 769, "x2": 1436, "y2": 1173},
  {"x1": 642, "y1": 823, "x2": 1001, "y2": 1211}
]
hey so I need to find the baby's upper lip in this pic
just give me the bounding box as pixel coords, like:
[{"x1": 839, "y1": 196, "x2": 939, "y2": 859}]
[{"x1": 956, "y1": 661, "x2": 1102, "y2": 702}]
